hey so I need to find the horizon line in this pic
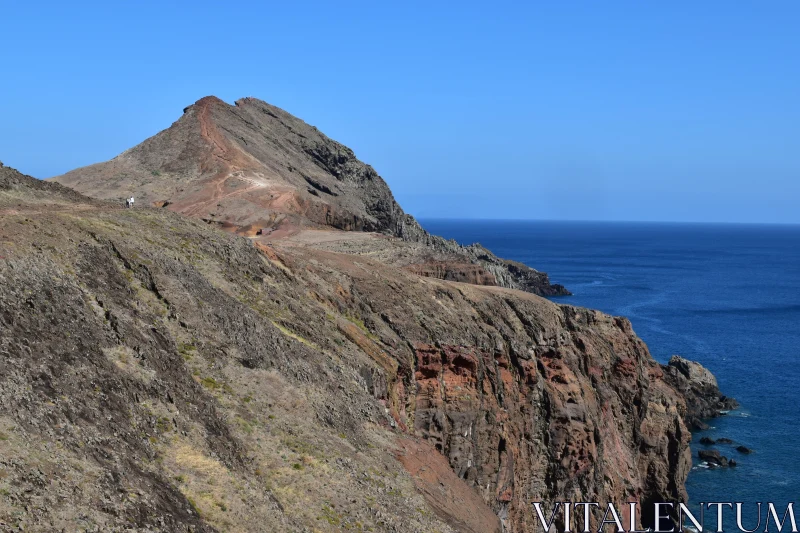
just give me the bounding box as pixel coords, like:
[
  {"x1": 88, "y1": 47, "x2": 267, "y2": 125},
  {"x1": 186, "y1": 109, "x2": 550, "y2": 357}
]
[{"x1": 415, "y1": 216, "x2": 800, "y2": 227}]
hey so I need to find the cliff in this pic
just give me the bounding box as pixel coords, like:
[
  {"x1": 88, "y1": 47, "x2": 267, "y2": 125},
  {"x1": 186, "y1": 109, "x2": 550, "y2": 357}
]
[
  {"x1": 0, "y1": 162, "x2": 721, "y2": 532},
  {"x1": 51, "y1": 96, "x2": 568, "y2": 296}
]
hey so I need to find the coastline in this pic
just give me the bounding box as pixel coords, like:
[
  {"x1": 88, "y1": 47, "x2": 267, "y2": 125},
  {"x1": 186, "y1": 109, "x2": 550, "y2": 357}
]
[{"x1": 422, "y1": 218, "x2": 799, "y2": 514}]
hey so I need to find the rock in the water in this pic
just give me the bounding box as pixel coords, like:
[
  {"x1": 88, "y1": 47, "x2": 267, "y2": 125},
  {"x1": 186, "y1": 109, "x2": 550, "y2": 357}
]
[
  {"x1": 736, "y1": 445, "x2": 753, "y2": 454},
  {"x1": 699, "y1": 437, "x2": 716, "y2": 445},
  {"x1": 717, "y1": 437, "x2": 734, "y2": 444},
  {"x1": 698, "y1": 449, "x2": 729, "y2": 467},
  {"x1": 662, "y1": 356, "x2": 738, "y2": 425}
]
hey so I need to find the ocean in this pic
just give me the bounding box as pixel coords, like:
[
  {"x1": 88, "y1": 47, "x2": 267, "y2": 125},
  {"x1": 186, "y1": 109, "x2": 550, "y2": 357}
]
[{"x1": 421, "y1": 219, "x2": 800, "y2": 513}]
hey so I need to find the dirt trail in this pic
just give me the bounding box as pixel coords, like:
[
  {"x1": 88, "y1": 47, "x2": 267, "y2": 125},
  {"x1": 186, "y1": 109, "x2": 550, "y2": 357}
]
[
  {"x1": 178, "y1": 171, "x2": 275, "y2": 219},
  {"x1": 181, "y1": 98, "x2": 265, "y2": 217}
]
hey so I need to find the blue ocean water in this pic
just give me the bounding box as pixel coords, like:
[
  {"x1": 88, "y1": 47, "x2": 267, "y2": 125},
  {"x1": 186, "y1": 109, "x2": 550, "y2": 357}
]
[{"x1": 422, "y1": 219, "x2": 800, "y2": 511}]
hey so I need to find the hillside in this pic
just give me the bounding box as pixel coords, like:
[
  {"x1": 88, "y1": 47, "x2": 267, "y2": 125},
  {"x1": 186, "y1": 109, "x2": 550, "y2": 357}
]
[
  {"x1": 0, "y1": 162, "x2": 739, "y2": 532},
  {"x1": 1, "y1": 161, "x2": 107, "y2": 211},
  {"x1": 51, "y1": 96, "x2": 568, "y2": 296}
]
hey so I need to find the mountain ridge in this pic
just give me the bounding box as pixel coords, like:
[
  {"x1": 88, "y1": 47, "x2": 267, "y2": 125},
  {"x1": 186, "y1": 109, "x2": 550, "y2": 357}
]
[{"x1": 52, "y1": 95, "x2": 569, "y2": 296}]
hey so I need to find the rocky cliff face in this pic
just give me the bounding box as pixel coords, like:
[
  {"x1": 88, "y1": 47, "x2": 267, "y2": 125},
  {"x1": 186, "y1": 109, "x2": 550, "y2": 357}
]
[
  {"x1": 0, "y1": 165, "x2": 720, "y2": 532},
  {"x1": 51, "y1": 96, "x2": 568, "y2": 296},
  {"x1": 278, "y1": 243, "x2": 693, "y2": 531}
]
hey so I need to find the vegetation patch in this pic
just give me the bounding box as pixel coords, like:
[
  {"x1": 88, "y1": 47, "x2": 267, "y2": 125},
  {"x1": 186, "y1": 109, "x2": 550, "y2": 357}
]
[
  {"x1": 271, "y1": 320, "x2": 318, "y2": 349},
  {"x1": 235, "y1": 416, "x2": 256, "y2": 434},
  {"x1": 201, "y1": 376, "x2": 219, "y2": 389},
  {"x1": 178, "y1": 341, "x2": 196, "y2": 361},
  {"x1": 345, "y1": 313, "x2": 379, "y2": 341},
  {"x1": 319, "y1": 504, "x2": 342, "y2": 526}
]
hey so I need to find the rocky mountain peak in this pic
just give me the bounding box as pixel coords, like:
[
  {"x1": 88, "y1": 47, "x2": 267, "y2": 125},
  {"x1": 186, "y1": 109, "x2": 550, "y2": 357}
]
[
  {"x1": 51, "y1": 96, "x2": 569, "y2": 295},
  {"x1": 54, "y1": 94, "x2": 403, "y2": 233},
  {"x1": 182, "y1": 94, "x2": 227, "y2": 113}
]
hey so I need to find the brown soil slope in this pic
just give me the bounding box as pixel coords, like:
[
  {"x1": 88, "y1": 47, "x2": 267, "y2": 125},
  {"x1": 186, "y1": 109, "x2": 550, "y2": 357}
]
[
  {"x1": 1, "y1": 165, "x2": 718, "y2": 532},
  {"x1": 51, "y1": 97, "x2": 568, "y2": 296}
]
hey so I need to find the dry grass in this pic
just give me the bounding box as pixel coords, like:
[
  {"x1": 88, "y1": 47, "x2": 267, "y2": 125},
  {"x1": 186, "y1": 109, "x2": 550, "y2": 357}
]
[
  {"x1": 171, "y1": 441, "x2": 229, "y2": 480},
  {"x1": 103, "y1": 346, "x2": 156, "y2": 383},
  {"x1": 161, "y1": 436, "x2": 288, "y2": 533},
  {"x1": 271, "y1": 320, "x2": 319, "y2": 349}
]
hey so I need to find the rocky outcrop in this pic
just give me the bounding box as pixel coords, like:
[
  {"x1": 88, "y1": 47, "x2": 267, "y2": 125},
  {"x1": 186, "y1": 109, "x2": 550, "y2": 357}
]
[
  {"x1": 498, "y1": 258, "x2": 570, "y2": 296},
  {"x1": 395, "y1": 215, "x2": 570, "y2": 296},
  {"x1": 51, "y1": 96, "x2": 568, "y2": 296},
  {"x1": 661, "y1": 355, "x2": 738, "y2": 430},
  {"x1": 698, "y1": 450, "x2": 729, "y2": 467},
  {"x1": 0, "y1": 165, "x2": 709, "y2": 532}
]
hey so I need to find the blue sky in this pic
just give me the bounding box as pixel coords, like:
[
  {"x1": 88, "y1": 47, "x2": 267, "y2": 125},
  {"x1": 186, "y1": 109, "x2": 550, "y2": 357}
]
[{"x1": 2, "y1": 1, "x2": 798, "y2": 223}]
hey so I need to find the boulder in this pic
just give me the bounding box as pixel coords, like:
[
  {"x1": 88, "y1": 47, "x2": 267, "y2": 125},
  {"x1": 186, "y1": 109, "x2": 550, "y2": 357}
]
[
  {"x1": 698, "y1": 449, "x2": 729, "y2": 467},
  {"x1": 688, "y1": 417, "x2": 709, "y2": 431}
]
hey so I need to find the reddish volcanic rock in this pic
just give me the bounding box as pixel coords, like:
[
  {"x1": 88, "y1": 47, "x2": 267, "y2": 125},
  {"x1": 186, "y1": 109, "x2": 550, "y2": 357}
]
[
  {"x1": 272, "y1": 240, "x2": 695, "y2": 532},
  {"x1": 395, "y1": 437, "x2": 502, "y2": 533}
]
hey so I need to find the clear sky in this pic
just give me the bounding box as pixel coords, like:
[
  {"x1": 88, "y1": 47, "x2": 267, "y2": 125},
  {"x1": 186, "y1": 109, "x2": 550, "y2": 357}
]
[{"x1": 2, "y1": 1, "x2": 798, "y2": 223}]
